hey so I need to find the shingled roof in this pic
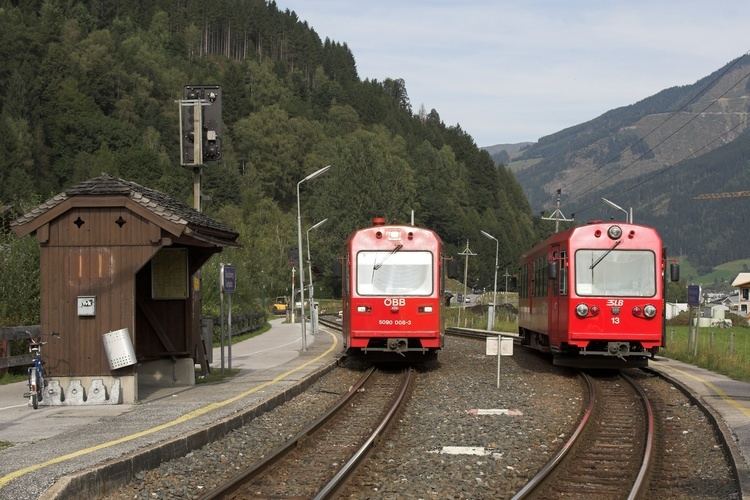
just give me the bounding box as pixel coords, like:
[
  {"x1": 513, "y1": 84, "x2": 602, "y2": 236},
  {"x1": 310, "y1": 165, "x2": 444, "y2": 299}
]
[{"x1": 12, "y1": 174, "x2": 238, "y2": 244}]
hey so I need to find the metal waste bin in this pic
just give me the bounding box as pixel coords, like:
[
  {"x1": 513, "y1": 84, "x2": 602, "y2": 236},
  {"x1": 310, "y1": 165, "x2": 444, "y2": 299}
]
[{"x1": 102, "y1": 328, "x2": 137, "y2": 370}]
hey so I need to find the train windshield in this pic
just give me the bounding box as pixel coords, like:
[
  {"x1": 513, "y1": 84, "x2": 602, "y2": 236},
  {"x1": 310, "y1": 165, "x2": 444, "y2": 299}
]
[
  {"x1": 356, "y1": 251, "x2": 433, "y2": 296},
  {"x1": 575, "y1": 249, "x2": 656, "y2": 297}
]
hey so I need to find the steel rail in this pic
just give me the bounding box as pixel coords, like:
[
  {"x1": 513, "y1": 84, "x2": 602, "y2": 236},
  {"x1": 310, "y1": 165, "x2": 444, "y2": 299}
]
[
  {"x1": 313, "y1": 368, "x2": 414, "y2": 499},
  {"x1": 445, "y1": 326, "x2": 494, "y2": 339},
  {"x1": 622, "y1": 373, "x2": 655, "y2": 500},
  {"x1": 511, "y1": 372, "x2": 595, "y2": 499},
  {"x1": 197, "y1": 366, "x2": 376, "y2": 500},
  {"x1": 318, "y1": 315, "x2": 342, "y2": 332},
  {"x1": 513, "y1": 372, "x2": 655, "y2": 499}
]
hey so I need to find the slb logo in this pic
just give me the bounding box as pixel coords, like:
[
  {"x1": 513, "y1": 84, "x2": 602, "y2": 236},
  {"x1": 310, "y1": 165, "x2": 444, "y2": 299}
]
[{"x1": 384, "y1": 298, "x2": 406, "y2": 307}]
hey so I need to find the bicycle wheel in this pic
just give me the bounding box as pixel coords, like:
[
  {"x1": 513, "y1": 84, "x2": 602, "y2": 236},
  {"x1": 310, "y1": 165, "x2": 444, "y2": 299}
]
[{"x1": 31, "y1": 392, "x2": 38, "y2": 409}]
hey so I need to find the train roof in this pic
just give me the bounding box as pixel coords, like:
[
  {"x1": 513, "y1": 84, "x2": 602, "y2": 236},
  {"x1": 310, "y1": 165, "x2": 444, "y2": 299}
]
[
  {"x1": 520, "y1": 220, "x2": 661, "y2": 260},
  {"x1": 346, "y1": 218, "x2": 442, "y2": 245}
]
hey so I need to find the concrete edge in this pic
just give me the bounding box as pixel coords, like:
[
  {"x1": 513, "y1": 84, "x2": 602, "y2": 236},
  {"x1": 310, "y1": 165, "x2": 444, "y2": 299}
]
[
  {"x1": 644, "y1": 366, "x2": 750, "y2": 500},
  {"x1": 44, "y1": 358, "x2": 339, "y2": 499}
]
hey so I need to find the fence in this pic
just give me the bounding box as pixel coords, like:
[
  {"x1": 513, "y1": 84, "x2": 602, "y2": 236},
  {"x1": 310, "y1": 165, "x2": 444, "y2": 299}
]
[{"x1": 0, "y1": 325, "x2": 39, "y2": 371}]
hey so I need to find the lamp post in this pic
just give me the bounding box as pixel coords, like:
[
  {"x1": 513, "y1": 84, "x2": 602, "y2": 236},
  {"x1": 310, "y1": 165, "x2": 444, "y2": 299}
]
[
  {"x1": 297, "y1": 165, "x2": 331, "y2": 352},
  {"x1": 601, "y1": 197, "x2": 632, "y2": 223},
  {"x1": 307, "y1": 218, "x2": 328, "y2": 336},
  {"x1": 480, "y1": 230, "x2": 499, "y2": 331}
]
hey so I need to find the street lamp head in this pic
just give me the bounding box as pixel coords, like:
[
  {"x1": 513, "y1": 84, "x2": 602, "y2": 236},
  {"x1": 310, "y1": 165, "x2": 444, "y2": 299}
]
[
  {"x1": 309, "y1": 218, "x2": 329, "y2": 232},
  {"x1": 302, "y1": 164, "x2": 331, "y2": 183},
  {"x1": 480, "y1": 230, "x2": 497, "y2": 242}
]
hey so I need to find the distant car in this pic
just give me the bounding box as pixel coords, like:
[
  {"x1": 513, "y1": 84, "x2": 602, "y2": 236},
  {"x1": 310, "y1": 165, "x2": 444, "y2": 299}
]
[
  {"x1": 465, "y1": 297, "x2": 471, "y2": 303},
  {"x1": 338, "y1": 310, "x2": 343, "y2": 319}
]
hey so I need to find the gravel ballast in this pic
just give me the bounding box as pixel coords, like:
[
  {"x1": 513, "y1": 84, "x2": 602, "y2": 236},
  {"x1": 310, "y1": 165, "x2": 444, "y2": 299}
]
[{"x1": 102, "y1": 336, "x2": 740, "y2": 499}]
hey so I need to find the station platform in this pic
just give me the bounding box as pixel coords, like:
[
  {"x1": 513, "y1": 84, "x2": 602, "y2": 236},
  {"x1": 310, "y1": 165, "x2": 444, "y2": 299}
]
[
  {"x1": 0, "y1": 318, "x2": 340, "y2": 500},
  {"x1": 649, "y1": 356, "x2": 750, "y2": 498}
]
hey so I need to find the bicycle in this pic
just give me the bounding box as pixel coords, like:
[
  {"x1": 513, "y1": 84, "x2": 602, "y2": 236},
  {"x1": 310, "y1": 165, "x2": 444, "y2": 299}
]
[{"x1": 23, "y1": 332, "x2": 58, "y2": 409}]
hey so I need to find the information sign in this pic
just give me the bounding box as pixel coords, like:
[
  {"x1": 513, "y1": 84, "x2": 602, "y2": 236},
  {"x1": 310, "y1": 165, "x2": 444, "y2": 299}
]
[
  {"x1": 221, "y1": 264, "x2": 236, "y2": 293},
  {"x1": 687, "y1": 284, "x2": 701, "y2": 307}
]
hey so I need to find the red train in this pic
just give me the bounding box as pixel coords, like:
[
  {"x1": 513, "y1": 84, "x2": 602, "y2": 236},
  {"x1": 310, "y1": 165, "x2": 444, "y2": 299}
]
[
  {"x1": 342, "y1": 218, "x2": 443, "y2": 361},
  {"x1": 518, "y1": 221, "x2": 679, "y2": 368}
]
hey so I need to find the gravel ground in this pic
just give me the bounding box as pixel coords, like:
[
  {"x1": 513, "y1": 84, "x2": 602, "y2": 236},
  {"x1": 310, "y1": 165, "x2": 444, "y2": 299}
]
[
  {"x1": 100, "y1": 339, "x2": 740, "y2": 499},
  {"x1": 103, "y1": 337, "x2": 581, "y2": 499},
  {"x1": 628, "y1": 369, "x2": 741, "y2": 499},
  {"x1": 337, "y1": 336, "x2": 582, "y2": 499}
]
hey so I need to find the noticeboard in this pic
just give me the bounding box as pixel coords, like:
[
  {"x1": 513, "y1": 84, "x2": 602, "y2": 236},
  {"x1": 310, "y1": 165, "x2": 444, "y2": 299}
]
[{"x1": 151, "y1": 248, "x2": 189, "y2": 300}]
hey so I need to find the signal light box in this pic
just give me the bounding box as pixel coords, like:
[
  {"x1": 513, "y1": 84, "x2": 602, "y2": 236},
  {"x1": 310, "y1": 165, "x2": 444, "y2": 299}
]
[{"x1": 180, "y1": 85, "x2": 222, "y2": 166}]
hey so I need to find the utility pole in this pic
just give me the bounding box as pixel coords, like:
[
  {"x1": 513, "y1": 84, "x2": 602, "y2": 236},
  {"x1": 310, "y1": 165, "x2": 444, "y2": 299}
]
[
  {"x1": 541, "y1": 188, "x2": 574, "y2": 232},
  {"x1": 503, "y1": 268, "x2": 511, "y2": 304},
  {"x1": 457, "y1": 240, "x2": 477, "y2": 327}
]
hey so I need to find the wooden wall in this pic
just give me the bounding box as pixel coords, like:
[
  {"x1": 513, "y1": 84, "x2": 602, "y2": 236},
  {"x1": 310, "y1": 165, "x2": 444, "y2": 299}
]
[{"x1": 40, "y1": 206, "x2": 161, "y2": 376}]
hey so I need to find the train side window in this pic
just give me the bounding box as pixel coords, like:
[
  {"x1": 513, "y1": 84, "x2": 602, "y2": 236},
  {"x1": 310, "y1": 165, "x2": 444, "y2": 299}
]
[{"x1": 559, "y1": 251, "x2": 568, "y2": 296}]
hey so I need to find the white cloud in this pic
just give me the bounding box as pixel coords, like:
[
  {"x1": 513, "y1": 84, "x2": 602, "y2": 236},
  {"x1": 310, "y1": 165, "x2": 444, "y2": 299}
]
[{"x1": 279, "y1": 1, "x2": 750, "y2": 145}]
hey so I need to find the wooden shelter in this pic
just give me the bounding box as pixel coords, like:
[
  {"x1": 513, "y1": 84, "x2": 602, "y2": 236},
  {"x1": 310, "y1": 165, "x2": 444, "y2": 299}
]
[{"x1": 11, "y1": 174, "x2": 238, "y2": 403}]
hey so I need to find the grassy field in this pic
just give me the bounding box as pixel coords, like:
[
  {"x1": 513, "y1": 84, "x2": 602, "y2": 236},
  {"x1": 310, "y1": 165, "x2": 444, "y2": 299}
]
[
  {"x1": 0, "y1": 372, "x2": 26, "y2": 386},
  {"x1": 678, "y1": 257, "x2": 750, "y2": 286},
  {"x1": 662, "y1": 325, "x2": 750, "y2": 381}
]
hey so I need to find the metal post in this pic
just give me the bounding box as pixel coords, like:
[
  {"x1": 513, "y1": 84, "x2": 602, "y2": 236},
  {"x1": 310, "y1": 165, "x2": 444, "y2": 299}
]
[
  {"x1": 296, "y1": 165, "x2": 331, "y2": 352},
  {"x1": 496, "y1": 334, "x2": 501, "y2": 389},
  {"x1": 307, "y1": 234, "x2": 314, "y2": 336},
  {"x1": 290, "y1": 267, "x2": 295, "y2": 324},
  {"x1": 541, "y1": 189, "x2": 574, "y2": 232},
  {"x1": 503, "y1": 269, "x2": 511, "y2": 305},
  {"x1": 480, "y1": 231, "x2": 499, "y2": 331},
  {"x1": 307, "y1": 219, "x2": 328, "y2": 336},
  {"x1": 219, "y1": 279, "x2": 225, "y2": 373},
  {"x1": 457, "y1": 240, "x2": 476, "y2": 328},
  {"x1": 227, "y1": 292, "x2": 232, "y2": 371}
]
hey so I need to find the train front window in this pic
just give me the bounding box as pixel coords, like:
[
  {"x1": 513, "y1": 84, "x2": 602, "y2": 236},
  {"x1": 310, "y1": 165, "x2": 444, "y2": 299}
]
[
  {"x1": 357, "y1": 251, "x2": 433, "y2": 296},
  {"x1": 575, "y1": 250, "x2": 656, "y2": 297}
]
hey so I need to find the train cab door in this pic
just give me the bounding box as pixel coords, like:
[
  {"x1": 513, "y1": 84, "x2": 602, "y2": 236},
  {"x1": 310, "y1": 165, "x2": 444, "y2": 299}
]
[
  {"x1": 549, "y1": 245, "x2": 562, "y2": 342},
  {"x1": 551, "y1": 247, "x2": 569, "y2": 344}
]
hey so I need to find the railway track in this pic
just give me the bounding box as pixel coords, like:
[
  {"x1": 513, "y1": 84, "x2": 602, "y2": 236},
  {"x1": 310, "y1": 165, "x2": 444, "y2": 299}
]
[
  {"x1": 318, "y1": 315, "x2": 342, "y2": 332},
  {"x1": 513, "y1": 372, "x2": 654, "y2": 499},
  {"x1": 198, "y1": 365, "x2": 413, "y2": 499}
]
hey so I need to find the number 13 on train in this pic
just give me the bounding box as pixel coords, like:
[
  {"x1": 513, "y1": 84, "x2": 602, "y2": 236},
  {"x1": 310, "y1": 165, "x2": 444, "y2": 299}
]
[{"x1": 518, "y1": 221, "x2": 679, "y2": 368}]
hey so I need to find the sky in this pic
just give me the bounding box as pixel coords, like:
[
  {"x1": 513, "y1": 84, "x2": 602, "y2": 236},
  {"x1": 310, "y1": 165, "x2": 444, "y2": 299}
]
[{"x1": 278, "y1": 0, "x2": 750, "y2": 147}]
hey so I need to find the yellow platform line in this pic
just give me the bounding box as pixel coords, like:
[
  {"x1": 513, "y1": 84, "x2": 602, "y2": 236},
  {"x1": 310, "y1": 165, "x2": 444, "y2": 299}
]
[
  {"x1": 0, "y1": 330, "x2": 339, "y2": 490},
  {"x1": 668, "y1": 365, "x2": 750, "y2": 418}
]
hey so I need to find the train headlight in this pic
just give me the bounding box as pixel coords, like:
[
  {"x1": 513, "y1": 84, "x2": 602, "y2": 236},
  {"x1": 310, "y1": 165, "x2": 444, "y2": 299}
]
[
  {"x1": 575, "y1": 303, "x2": 589, "y2": 317},
  {"x1": 643, "y1": 304, "x2": 657, "y2": 318},
  {"x1": 607, "y1": 225, "x2": 622, "y2": 239}
]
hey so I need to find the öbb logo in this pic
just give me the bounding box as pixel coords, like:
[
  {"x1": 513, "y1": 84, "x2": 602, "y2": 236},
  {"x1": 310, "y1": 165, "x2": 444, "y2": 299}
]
[{"x1": 383, "y1": 298, "x2": 406, "y2": 307}]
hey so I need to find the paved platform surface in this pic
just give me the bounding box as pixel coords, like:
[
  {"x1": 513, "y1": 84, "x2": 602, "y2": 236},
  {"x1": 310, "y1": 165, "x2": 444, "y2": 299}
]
[
  {"x1": 649, "y1": 356, "x2": 750, "y2": 499},
  {"x1": 0, "y1": 318, "x2": 339, "y2": 499}
]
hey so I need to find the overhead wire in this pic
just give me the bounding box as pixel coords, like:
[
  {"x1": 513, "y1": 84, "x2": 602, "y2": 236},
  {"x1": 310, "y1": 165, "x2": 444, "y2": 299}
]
[
  {"x1": 572, "y1": 115, "x2": 748, "y2": 218},
  {"x1": 572, "y1": 58, "x2": 750, "y2": 202},
  {"x1": 558, "y1": 52, "x2": 750, "y2": 196}
]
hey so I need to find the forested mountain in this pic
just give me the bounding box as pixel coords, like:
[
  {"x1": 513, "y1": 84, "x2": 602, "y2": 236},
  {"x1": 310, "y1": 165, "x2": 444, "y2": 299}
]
[
  {"x1": 483, "y1": 142, "x2": 533, "y2": 166},
  {"x1": 0, "y1": 0, "x2": 541, "y2": 321},
  {"x1": 509, "y1": 54, "x2": 750, "y2": 270}
]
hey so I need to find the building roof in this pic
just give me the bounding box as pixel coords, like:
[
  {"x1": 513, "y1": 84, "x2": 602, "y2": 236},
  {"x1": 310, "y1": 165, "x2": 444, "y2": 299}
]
[
  {"x1": 12, "y1": 174, "x2": 238, "y2": 245},
  {"x1": 732, "y1": 273, "x2": 750, "y2": 288}
]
